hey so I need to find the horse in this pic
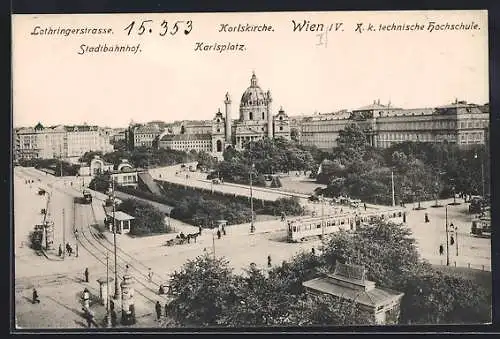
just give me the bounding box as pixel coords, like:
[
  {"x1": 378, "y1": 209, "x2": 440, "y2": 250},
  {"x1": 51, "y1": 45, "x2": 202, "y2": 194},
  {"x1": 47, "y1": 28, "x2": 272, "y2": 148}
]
[{"x1": 187, "y1": 232, "x2": 199, "y2": 243}]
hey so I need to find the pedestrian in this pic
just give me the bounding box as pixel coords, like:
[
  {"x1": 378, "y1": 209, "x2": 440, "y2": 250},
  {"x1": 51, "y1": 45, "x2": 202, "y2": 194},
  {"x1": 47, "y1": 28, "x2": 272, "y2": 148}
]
[
  {"x1": 82, "y1": 288, "x2": 90, "y2": 309},
  {"x1": 311, "y1": 248, "x2": 315, "y2": 255},
  {"x1": 32, "y1": 288, "x2": 40, "y2": 304},
  {"x1": 222, "y1": 225, "x2": 226, "y2": 236},
  {"x1": 403, "y1": 212, "x2": 406, "y2": 223},
  {"x1": 217, "y1": 229, "x2": 221, "y2": 239},
  {"x1": 439, "y1": 244, "x2": 444, "y2": 256},
  {"x1": 58, "y1": 244, "x2": 63, "y2": 257},
  {"x1": 84, "y1": 308, "x2": 94, "y2": 328},
  {"x1": 155, "y1": 301, "x2": 162, "y2": 320},
  {"x1": 363, "y1": 203, "x2": 367, "y2": 211},
  {"x1": 425, "y1": 213, "x2": 429, "y2": 223},
  {"x1": 111, "y1": 309, "x2": 117, "y2": 327},
  {"x1": 267, "y1": 255, "x2": 272, "y2": 268},
  {"x1": 198, "y1": 225, "x2": 202, "y2": 235},
  {"x1": 148, "y1": 268, "x2": 153, "y2": 282},
  {"x1": 450, "y1": 235, "x2": 455, "y2": 246},
  {"x1": 158, "y1": 285, "x2": 165, "y2": 295},
  {"x1": 164, "y1": 302, "x2": 169, "y2": 317},
  {"x1": 84, "y1": 268, "x2": 89, "y2": 283}
]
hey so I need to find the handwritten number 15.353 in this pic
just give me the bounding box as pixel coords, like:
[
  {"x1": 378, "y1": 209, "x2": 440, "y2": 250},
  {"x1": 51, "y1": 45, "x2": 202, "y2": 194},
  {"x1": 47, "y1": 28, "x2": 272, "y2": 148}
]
[{"x1": 124, "y1": 20, "x2": 193, "y2": 36}]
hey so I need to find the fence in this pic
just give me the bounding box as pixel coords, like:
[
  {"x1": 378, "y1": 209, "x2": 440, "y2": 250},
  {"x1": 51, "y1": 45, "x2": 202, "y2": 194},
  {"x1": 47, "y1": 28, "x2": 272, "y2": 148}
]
[{"x1": 436, "y1": 260, "x2": 491, "y2": 272}]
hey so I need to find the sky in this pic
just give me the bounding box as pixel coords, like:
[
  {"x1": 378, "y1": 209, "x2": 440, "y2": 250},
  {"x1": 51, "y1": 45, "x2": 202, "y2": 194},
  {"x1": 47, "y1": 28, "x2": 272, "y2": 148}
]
[{"x1": 12, "y1": 10, "x2": 489, "y2": 128}]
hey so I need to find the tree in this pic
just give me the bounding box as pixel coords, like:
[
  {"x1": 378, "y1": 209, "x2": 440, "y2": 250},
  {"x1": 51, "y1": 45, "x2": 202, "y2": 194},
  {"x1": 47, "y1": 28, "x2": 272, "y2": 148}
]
[
  {"x1": 399, "y1": 270, "x2": 491, "y2": 324},
  {"x1": 167, "y1": 254, "x2": 239, "y2": 326},
  {"x1": 88, "y1": 173, "x2": 111, "y2": 193},
  {"x1": 290, "y1": 128, "x2": 300, "y2": 142},
  {"x1": 118, "y1": 198, "x2": 168, "y2": 235},
  {"x1": 79, "y1": 151, "x2": 103, "y2": 165},
  {"x1": 285, "y1": 294, "x2": 374, "y2": 326},
  {"x1": 335, "y1": 123, "x2": 369, "y2": 163}
]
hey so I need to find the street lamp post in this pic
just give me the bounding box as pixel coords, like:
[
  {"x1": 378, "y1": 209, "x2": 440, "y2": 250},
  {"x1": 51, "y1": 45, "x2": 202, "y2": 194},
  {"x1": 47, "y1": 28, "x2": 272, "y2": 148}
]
[
  {"x1": 106, "y1": 253, "x2": 111, "y2": 328},
  {"x1": 445, "y1": 205, "x2": 450, "y2": 266},
  {"x1": 320, "y1": 195, "x2": 325, "y2": 244},
  {"x1": 474, "y1": 153, "x2": 486, "y2": 197},
  {"x1": 249, "y1": 163, "x2": 255, "y2": 233},
  {"x1": 110, "y1": 179, "x2": 119, "y2": 299},
  {"x1": 391, "y1": 171, "x2": 395, "y2": 207}
]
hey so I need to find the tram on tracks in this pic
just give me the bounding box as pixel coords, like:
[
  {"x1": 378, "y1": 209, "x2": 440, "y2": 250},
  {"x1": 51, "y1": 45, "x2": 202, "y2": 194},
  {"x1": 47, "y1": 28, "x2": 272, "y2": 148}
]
[
  {"x1": 471, "y1": 209, "x2": 491, "y2": 238},
  {"x1": 287, "y1": 208, "x2": 405, "y2": 242}
]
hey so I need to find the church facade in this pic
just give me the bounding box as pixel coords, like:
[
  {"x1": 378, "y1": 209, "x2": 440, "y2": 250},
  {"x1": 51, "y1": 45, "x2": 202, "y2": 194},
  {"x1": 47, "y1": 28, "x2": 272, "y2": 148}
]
[
  {"x1": 211, "y1": 72, "x2": 291, "y2": 155},
  {"x1": 158, "y1": 72, "x2": 291, "y2": 156}
]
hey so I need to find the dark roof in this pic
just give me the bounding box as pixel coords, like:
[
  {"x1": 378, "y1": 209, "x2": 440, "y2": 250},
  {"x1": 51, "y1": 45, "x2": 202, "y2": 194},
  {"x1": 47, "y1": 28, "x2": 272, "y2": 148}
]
[{"x1": 303, "y1": 276, "x2": 403, "y2": 307}]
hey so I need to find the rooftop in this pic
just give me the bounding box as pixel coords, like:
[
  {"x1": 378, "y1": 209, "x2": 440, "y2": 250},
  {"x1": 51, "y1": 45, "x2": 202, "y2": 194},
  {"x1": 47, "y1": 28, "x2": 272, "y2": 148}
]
[
  {"x1": 105, "y1": 210, "x2": 135, "y2": 221},
  {"x1": 160, "y1": 133, "x2": 212, "y2": 141}
]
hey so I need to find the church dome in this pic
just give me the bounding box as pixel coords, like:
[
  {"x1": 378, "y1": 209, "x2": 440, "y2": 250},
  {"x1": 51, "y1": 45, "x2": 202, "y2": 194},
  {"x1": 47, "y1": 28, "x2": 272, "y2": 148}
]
[{"x1": 240, "y1": 72, "x2": 267, "y2": 107}]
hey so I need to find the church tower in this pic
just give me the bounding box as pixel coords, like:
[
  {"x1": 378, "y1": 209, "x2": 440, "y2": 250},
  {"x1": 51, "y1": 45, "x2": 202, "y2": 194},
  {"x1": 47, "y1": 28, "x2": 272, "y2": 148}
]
[
  {"x1": 266, "y1": 90, "x2": 273, "y2": 138},
  {"x1": 224, "y1": 92, "x2": 232, "y2": 144}
]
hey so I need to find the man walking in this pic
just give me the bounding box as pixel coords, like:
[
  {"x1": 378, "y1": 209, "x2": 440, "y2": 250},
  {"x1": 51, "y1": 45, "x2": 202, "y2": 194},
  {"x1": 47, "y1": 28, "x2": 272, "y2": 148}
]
[
  {"x1": 267, "y1": 255, "x2": 272, "y2": 268},
  {"x1": 439, "y1": 244, "x2": 444, "y2": 256},
  {"x1": 84, "y1": 267, "x2": 89, "y2": 283},
  {"x1": 155, "y1": 301, "x2": 162, "y2": 321},
  {"x1": 425, "y1": 213, "x2": 430, "y2": 223},
  {"x1": 217, "y1": 229, "x2": 221, "y2": 239},
  {"x1": 32, "y1": 288, "x2": 40, "y2": 304}
]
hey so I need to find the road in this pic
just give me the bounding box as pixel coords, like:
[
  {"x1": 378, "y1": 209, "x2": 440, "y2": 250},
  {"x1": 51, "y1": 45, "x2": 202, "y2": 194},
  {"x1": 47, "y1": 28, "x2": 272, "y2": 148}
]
[{"x1": 14, "y1": 166, "x2": 491, "y2": 329}]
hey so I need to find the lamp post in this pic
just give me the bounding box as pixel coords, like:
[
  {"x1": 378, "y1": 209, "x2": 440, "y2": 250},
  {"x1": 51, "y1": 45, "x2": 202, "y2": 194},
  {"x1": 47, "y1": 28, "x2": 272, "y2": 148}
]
[
  {"x1": 474, "y1": 152, "x2": 485, "y2": 198},
  {"x1": 391, "y1": 170, "x2": 395, "y2": 207},
  {"x1": 249, "y1": 163, "x2": 255, "y2": 233},
  {"x1": 319, "y1": 195, "x2": 325, "y2": 244},
  {"x1": 445, "y1": 205, "x2": 450, "y2": 266},
  {"x1": 106, "y1": 253, "x2": 111, "y2": 328},
  {"x1": 109, "y1": 178, "x2": 119, "y2": 299}
]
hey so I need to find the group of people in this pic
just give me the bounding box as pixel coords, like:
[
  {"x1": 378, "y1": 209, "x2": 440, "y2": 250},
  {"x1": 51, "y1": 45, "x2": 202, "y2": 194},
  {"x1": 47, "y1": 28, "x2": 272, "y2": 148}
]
[
  {"x1": 58, "y1": 243, "x2": 77, "y2": 257},
  {"x1": 155, "y1": 300, "x2": 169, "y2": 321}
]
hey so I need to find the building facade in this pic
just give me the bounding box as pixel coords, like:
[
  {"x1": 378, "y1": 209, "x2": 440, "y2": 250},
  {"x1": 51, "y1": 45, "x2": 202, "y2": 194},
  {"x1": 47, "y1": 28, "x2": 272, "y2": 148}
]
[
  {"x1": 14, "y1": 123, "x2": 114, "y2": 160},
  {"x1": 158, "y1": 133, "x2": 212, "y2": 152},
  {"x1": 133, "y1": 124, "x2": 163, "y2": 148},
  {"x1": 157, "y1": 72, "x2": 291, "y2": 157},
  {"x1": 298, "y1": 100, "x2": 489, "y2": 151}
]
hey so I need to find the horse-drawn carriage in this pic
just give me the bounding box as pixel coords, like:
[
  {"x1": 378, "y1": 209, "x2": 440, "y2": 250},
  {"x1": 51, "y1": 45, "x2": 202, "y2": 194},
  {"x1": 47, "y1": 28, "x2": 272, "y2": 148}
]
[{"x1": 165, "y1": 231, "x2": 200, "y2": 247}]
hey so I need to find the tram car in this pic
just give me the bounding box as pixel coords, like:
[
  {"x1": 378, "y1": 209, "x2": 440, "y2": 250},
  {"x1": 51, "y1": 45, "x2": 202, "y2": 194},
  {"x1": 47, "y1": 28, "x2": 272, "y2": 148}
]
[
  {"x1": 287, "y1": 208, "x2": 404, "y2": 242},
  {"x1": 471, "y1": 210, "x2": 491, "y2": 238},
  {"x1": 31, "y1": 224, "x2": 45, "y2": 250}
]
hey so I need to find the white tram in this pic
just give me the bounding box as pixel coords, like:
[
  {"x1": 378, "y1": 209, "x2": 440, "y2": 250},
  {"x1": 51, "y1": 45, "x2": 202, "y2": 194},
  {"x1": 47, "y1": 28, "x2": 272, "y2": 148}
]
[{"x1": 287, "y1": 208, "x2": 405, "y2": 242}]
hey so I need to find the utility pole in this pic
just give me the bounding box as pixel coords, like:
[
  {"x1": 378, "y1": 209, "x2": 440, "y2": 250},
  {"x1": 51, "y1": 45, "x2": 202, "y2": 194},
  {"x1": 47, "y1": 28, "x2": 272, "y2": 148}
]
[
  {"x1": 111, "y1": 178, "x2": 119, "y2": 299},
  {"x1": 455, "y1": 225, "x2": 459, "y2": 256},
  {"x1": 249, "y1": 163, "x2": 255, "y2": 233},
  {"x1": 481, "y1": 160, "x2": 485, "y2": 198},
  {"x1": 391, "y1": 171, "x2": 395, "y2": 207},
  {"x1": 322, "y1": 196, "x2": 326, "y2": 243},
  {"x1": 212, "y1": 228, "x2": 216, "y2": 259},
  {"x1": 62, "y1": 208, "x2": 65, "y2": 259},
  {"x1": 445, "y1": 205, "x2": 450, "y2": 266},
  {"x1": 106, "y1": 253, "x2": 111, "y2": 328}
]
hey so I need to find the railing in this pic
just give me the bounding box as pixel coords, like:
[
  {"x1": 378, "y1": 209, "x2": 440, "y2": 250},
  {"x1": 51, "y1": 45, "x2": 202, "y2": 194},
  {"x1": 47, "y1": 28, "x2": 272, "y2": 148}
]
[{"x1": 436, "y1": 260, "x2": 491, "y2": 272}]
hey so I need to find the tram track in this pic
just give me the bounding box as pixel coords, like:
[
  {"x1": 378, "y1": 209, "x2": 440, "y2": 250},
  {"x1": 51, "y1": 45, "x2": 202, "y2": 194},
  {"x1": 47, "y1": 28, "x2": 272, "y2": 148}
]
[
  {"x1": 17, "y1": 167, "x2": 172, "y2": 303},
  {"x1": 74, "y1": 200, "x2": 164, "y2": 304}
]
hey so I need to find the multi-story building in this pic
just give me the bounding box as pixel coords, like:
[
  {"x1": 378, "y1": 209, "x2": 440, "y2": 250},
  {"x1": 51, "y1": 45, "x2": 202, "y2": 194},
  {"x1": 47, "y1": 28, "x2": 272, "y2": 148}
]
[
  {"x1": 14, "y1": 123, "x2": 114, "y2": 160},
  {"x1": 133, "y1": 124, "x2": 163, "y2": 148},
  {"x1": 65, "y1": 125, "x2": 114, "y2": 158},
  {"x1": 158, "y1": 133, "x2": 212, "y2": 153},
  {"x1": 297, "y1": 100, "x2": 489, "y2": 150}
]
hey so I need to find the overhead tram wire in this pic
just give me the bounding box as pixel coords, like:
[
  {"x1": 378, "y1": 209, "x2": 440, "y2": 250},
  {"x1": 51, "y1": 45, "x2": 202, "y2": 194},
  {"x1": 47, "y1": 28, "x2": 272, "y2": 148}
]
[{"x1": 74, "y1": 201, "x2": 161, "y2": 303}]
